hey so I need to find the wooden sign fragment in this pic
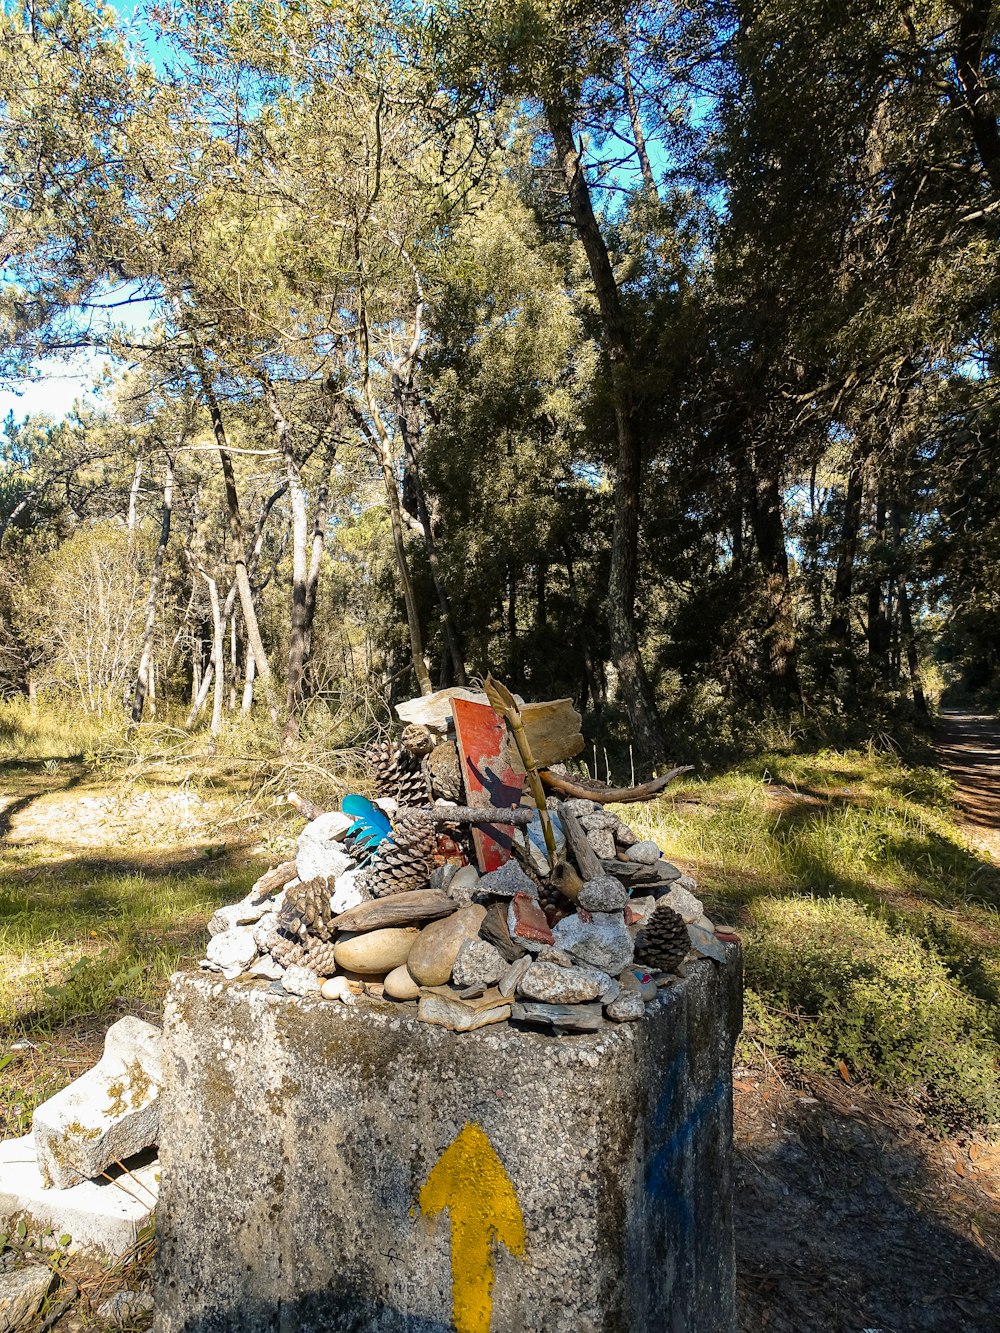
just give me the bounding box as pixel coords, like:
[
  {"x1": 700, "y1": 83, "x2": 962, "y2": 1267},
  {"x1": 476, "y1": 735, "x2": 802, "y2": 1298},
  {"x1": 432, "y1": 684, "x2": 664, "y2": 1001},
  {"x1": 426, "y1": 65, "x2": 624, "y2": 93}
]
[{"x1": 450, "y1": 697, "x2": 526, "y2": 872}]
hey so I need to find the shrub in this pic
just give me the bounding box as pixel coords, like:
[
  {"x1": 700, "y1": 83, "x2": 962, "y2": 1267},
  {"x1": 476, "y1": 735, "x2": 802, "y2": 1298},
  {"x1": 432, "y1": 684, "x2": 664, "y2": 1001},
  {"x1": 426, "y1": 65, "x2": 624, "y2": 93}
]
[{"x1": 744, "y1": 896, "x2": 1000, "y2": 1129}]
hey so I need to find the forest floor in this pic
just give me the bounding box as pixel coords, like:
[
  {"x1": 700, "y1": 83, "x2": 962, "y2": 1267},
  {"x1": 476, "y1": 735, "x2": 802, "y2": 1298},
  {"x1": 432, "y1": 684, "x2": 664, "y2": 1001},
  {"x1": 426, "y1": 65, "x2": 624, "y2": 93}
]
[{"x1": 1, "y1": 721, "x2": 999, "y2": 1330}]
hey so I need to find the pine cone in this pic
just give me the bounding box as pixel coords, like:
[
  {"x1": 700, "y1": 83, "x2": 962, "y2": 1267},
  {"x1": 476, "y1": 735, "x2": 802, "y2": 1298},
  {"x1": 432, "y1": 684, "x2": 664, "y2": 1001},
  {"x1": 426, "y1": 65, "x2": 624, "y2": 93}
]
[
  {"x1": 271, "y1": 930, "x2": 305, "y2": 967},
  {"x1": 368, "y1": 739, "x2": 400, "y2": 801},
  {"x1": 634, "y1": 902, "x2": 689, "y2": 974},
  {"x1": 400, "y1": 723, "x2": 435, "y2": 758},
  {"x1": 302, "y1": 938, "x2": 338, "y2": 977},
  {"x1": 425, "y1": 740, "x2": 463, "y2": 802},
  {"x1": 395, "y1": 756, "x2": 430, "y2": 807},
  {"x1": 368, "y1": 814, "x2": 437, "y2": 896},
  {"x1": 278, "y1": 876, "x2": 335, "y2": 941}
]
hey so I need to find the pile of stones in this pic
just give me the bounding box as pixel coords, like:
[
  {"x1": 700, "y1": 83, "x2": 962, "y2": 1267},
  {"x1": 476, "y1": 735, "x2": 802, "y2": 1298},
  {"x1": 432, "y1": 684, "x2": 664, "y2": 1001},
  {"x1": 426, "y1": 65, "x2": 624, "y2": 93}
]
[{"x1": 202, "y1": 792, "x2": 732, "y2": 1036}]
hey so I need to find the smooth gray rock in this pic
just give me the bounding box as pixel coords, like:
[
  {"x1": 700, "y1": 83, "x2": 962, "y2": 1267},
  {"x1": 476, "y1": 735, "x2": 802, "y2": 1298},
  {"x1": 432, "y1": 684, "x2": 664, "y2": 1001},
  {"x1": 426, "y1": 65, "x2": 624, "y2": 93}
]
[
  {"x1": 577, "y1": 875, "x2": 628, "y2": 913},
  {"x1": 154, "y1": 953, "x2": 742, "y2": 1333},
  {"x1": 451, "y1": 939, "x2": 505, "y2": 989},
  {"x1": 625, "y1": 840, "x2": 661, "y2": 866},
  {"x1": 0, "y1": 1266, "x2": 52, "y2": 1333},
  {"x1": 552, "y1": 910, "x2": 634, "y2": 976},
  {"x1": 33, "y1": 1017, "x2": 162, "y2": 1191}
]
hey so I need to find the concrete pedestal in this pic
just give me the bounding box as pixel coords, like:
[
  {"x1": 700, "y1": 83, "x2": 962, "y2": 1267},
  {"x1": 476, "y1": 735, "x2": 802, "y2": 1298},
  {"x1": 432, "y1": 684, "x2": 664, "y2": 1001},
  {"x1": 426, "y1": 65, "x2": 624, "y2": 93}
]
[{"x1": 154, "y1": 952, "x2": 741, "y2": 1333}]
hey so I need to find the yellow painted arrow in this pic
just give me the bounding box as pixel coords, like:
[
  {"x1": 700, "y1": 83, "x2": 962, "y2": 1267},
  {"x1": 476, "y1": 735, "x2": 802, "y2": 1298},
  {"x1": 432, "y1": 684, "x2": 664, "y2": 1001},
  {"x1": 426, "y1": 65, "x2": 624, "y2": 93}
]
[{"x1": 419, "y1": 1122, "x2": 526, "y2": 1333}]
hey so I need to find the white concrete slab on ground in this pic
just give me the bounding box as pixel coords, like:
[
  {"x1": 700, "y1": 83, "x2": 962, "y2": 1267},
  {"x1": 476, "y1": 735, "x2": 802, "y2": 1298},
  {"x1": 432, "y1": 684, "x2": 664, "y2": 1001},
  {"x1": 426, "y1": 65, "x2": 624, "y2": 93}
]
[{"x1": 0, "y1": 1133, "x2": 158, "y2": 1260}]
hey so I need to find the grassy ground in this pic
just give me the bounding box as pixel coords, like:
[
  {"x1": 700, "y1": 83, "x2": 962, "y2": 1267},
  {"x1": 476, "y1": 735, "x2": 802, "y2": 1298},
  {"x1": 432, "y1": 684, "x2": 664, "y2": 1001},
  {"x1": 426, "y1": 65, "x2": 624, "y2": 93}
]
[{"x1": 628, "y1": 747, "x2": 1000, "y2": 1130}]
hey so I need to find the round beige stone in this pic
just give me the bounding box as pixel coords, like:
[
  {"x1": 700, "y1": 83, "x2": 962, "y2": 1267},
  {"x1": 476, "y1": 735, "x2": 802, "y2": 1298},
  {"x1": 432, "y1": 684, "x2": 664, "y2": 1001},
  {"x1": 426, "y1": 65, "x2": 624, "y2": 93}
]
[
  {"x1": 333, "y1": 927, "x2": 419, "y2": 975},
  {"x1": 406, "y1": 904, "x2": 487, "y2": 987},
  {"x1": 383, "y1": 963, "x2": 421, "y2": 1001}
]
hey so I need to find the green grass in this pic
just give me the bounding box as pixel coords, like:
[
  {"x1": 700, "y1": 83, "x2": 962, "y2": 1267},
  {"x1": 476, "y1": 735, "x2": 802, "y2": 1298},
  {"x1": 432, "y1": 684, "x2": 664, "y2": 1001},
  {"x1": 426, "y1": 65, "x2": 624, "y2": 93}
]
[{"x1": 627, "y1": 748, "x2": 1000, "y2": 1129}]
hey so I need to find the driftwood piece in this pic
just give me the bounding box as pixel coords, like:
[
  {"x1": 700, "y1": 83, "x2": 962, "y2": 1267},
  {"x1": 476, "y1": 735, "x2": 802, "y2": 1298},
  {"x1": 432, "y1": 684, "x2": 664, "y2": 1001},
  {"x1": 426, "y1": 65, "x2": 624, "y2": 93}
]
[
  {"x1": 550, "y1": 860, "x2": 584, "y2": 902},
  {"x1": 331, "y1": 890, "x2": 458, "y2": 933},
  {"x1": 286, "y1": 790, "x2": 325, "y2": 821},
  {"x1": 250, "y1": 860, "x2": 298, "y2": 900},
  {"x1": 557, "y1": 802, "x2": 603, "y2": 881},
  {"x1": 517, "y1": 698, "x2": 585, "y2": 767},
  {"x1": 396, "y1": 805, "x2": 537, "y2": 825},
  {"x1": 538, "y1": 765, "x2": 694, "y2": 805}
]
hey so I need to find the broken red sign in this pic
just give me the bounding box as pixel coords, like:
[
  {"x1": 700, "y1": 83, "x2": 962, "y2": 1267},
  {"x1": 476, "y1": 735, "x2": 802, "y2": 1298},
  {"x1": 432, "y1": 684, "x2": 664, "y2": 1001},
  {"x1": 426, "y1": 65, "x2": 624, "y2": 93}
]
[
  {"x1": 451, "y1": 697, "x2": 526, "y2": 873},
  {"x1": 509, "y1": 891, "x2": 554, "y2": 946}
]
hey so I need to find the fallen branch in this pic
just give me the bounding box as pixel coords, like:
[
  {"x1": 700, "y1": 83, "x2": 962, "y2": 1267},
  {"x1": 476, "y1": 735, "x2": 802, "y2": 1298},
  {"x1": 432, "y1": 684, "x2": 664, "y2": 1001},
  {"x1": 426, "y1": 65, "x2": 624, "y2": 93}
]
[
  {"x1": 396, "y1": 804, "x2": 537, "y2": 825},
  {"x1": 539, "y1": 765, "x2": 694, "y2": 804},
  {"x1": 286, "y1": 790, "x2": 325, "y2": 821}
]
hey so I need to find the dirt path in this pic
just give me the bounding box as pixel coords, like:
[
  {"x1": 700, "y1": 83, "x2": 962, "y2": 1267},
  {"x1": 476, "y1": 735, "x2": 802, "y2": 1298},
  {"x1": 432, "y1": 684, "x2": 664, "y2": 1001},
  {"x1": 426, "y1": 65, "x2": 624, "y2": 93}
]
[{"x1": 936, "y1": 710, "x2": 1000, "y2": 862}]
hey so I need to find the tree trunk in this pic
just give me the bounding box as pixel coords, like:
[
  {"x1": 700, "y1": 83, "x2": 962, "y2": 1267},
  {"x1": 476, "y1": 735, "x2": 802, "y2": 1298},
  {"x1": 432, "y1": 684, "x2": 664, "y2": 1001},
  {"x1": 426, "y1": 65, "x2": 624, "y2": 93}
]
[
  {"x1": 954, "y1": 0, "x2": 1000, "y2": 195},
  {"x1": 194, "y1": 354, "x2": 277, "y2": 718},
  {"x1": 827, "y1": 460, "x2": 864, "y2": 650},
  {"x1": 203, "y1": 571, "x2": 225, "y2": 736},
  {"x1": 748, "y1": 463, "x2": 801, "y2": 711},
  {"x1": 263, "y1": 384, "x2": 309, "y2": 737},
  {"x1": 396, "y1": 380, "x2": 467, "y2": 685},
  {"x1": 131, "y1": 452, "x2": 173, "y2": 722},
  {"x1": 867, "y1": 490, "x2": 890, "y2": 674},
  {"x1": 127, "y1": 454, "x2": 143, "y2": 546},
  {"x1": 303, "y1": 433, "x2": 338, "y2": 678},
  {"x1": 546, "y1": 93, "x2": 665, "y2": 770},
  {"x1": 619, "y1": 34, "x2": 657, "y2": 197},
  {"x1": 507, "y1": 563, "x2": 519, "y2": 690}
]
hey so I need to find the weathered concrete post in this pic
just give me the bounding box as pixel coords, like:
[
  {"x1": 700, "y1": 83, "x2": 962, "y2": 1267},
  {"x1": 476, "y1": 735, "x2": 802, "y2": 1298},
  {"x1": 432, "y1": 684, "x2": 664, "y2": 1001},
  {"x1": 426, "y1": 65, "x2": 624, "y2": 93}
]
[{"x1": 154, "y1": 950, "x2": 741, "y2": 1333}]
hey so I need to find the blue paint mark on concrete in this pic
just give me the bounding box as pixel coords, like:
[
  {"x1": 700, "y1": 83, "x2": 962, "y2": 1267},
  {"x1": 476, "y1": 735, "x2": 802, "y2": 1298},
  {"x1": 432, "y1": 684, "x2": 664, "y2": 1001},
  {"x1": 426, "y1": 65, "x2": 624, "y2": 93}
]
[{"x1": 645, "y1": 1040, "x2": 727, "y2": 1242}]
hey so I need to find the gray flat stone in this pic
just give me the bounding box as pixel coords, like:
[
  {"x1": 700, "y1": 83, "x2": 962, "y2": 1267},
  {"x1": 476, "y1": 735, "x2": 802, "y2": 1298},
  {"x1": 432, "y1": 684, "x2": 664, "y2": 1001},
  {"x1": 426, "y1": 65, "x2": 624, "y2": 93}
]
[
  {"x1": 0, "y1": 1265, "x2": 53, "y2": 1333},
  {"x1": 33, "y1": 1018, "x2": 162, "y2": 1191},
  {"x1": 516, "y1": 960, "x2": 605, "y2": 1005}
]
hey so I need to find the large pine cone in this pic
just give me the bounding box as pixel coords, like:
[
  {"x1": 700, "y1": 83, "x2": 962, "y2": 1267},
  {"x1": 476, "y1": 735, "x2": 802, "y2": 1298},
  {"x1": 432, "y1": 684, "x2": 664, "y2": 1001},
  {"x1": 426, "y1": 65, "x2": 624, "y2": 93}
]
[
  {"x1": 400, "y1": 723, "x2": 435, "y2": 758},
  {"x1": 368, "y1": 739, "x2": 399, "y2": 801},
  {"x1": 278, "y1": 876, "x2": 335, "y2": 941},
  {"x1": 368, "y1": 814, "x2": 437, "y2": 897},
  {"x1": 271, "y1": 930, "x2": 305, "y2": 967},
  {"x1": 634, "y1": 902, "x2": 689, "y2": 974},
  {"x1": 301, "y1": 937, "x2": 338, "y2": 977},
  {"x1": 395, "y1": 757, "x2": 430, "y2": 807},
  {"x1": 425, "y1": 740, "x2": 463, "y2": 802}
]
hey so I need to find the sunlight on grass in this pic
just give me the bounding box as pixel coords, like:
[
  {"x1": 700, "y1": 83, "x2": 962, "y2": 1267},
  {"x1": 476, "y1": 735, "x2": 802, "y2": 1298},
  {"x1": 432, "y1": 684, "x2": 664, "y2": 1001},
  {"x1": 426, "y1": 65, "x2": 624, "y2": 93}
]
[{"x1": 625, "y1": 748, "x2": 1000, "y2": 1128}]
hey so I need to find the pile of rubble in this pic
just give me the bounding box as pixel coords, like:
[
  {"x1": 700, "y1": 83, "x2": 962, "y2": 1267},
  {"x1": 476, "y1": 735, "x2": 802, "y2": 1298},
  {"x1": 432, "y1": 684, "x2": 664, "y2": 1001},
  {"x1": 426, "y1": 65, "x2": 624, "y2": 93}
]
[{"x1": 202, "y1": 684, "x2": 734, "y2": 1034}]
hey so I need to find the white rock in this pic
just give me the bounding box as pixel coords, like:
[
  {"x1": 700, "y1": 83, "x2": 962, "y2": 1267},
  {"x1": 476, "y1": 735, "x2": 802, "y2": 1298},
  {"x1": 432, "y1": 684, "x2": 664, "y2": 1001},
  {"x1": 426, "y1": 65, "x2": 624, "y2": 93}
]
[
  {"x1": 253, "y1": 912, "x2": 280, "y2": 950},
  {"x1": 32, "y1": 1018, "x2": 163, "y2": 1191},
  {"x1": 321, "y1": 976, "x2": 355, "y2": 1004},
  {"x1": 374, "y1": 797, "x2": 398, "y2": 817},
  {"x1": 396, "y1": 686, "x2": 523, "y2": 733},
  {"x1": 577, "y1": 876, "x2": 628, "y2": 912},
  {"x1": 478, "y1": 861, "x2": 537, "y2": 899},
  {"x1": 281, "y1": 965, "x2": 321, "y2": 996},
  {"x1": 552, "y1": 912, "x2": 634, "y2": 976},
  {"x1": 206, "y1": 928, "x2": 258, "y2": 973},
  {"x1": 330, "y1": 869, "x2": 366, "y2": 914},
  {"x1": 96, "y1": 1290, "x2": 154, "y2": 1326},
  {"x1": 0, "y1": 1135, "x2": 158, "y2": 1260},
  {"x1": 662, "y1": 885, "x2": 704, "y2": 923},
  {"x1": 517, "y1": 961, "x2": 606, "y2": 1005},
  {"x1": 0, "y1": 1265, "x2": 53, "y2": 1333},
  {"x1": 563, "y1": 798, "x2": 598, "y2": 816},
  {"x1": 625, "y1": 840, "x2": 661, "y2": 865},
  {"x1": 249, "y1": 956, "x2": 284, "y2": 981},
  {"x1": 295, "y1": 821, "x2": 352, "y2": 883},
  {"x1": 580, "y1": 811, "x2": 618, "y2": 832},
  {"x1": 675, "y1": 873, "x2": 698, "y2": 893},
  {"x1": 207, "y1": 895, "x2": 271, "y2": 936},
  {"x1": 301, "y1": 810, "x2": 353, "y2": 843}
]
